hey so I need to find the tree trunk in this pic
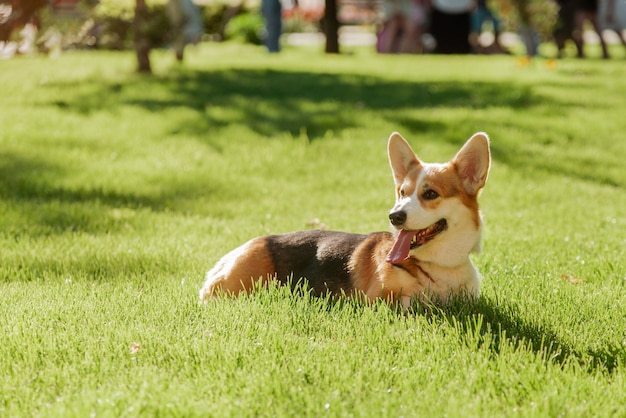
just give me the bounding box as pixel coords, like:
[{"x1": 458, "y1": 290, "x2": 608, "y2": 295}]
[
  {"x1": 323, "y1": 0, "x2": 339, "y2": 54},
  {"x1": 134, "y1": 0, "x2": 152, "y2": 73}
]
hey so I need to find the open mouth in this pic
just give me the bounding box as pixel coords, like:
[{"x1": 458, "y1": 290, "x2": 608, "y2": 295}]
[
  {"x1": 386, "y1": 219, "x2": 448, "y2": 264},
  {"x1": 410, "y1": 219, "x2": 448, "y2": 249}
]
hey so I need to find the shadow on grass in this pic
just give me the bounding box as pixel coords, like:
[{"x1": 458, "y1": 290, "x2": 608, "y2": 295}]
[
  {"x1": 0, "y1": 151, "x2": 231, "y2": 234},
  {"x1": 429, "y1": 295, "x2": 623, "y2": 375},
  {"x1": 8, "y1": 67, "x2": 620, "y2": 236},
  {"x1": 490, "y1": 144, "x2": 624, "y2": 189},
  {"x1": 46, "y1": 68, "x2": 539, "y2": 141},
  {"x1": 45, "y1": 68, "x2": 625, "y2": 190},
  {"x1": 239, "y1": 282, "x2": 623, "y2": 376},
  {"x1": 0, "y1": 152, "x2": 160, "y2": 210},
  {"x1": 4, "y1": 68, "x2": 544, "y2": 234}
]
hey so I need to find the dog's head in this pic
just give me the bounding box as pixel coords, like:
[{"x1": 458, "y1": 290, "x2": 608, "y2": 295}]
[{"x1": 386, "y1": 132, "x2": 491, "y2": 267}]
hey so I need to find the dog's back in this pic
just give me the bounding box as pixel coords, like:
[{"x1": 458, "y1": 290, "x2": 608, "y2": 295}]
[
  {"x1": 201, "y1": 230, "x2": 379, "y2": 298},
  {"x1": 264, "y1": 231, "x2": 369, "y2": 294}
]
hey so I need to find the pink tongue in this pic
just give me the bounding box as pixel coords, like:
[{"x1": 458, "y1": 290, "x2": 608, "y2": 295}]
[{"x1": 386, "y1": 230, "x2": 416, "y2": 264}]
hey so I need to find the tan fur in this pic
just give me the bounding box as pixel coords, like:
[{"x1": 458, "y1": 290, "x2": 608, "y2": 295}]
[
  {"x1": 200, "y1": 237, "x2": 276, "y2": 298},
  {"x1": 348, "y1": 233, "x2": 475, "y2": 306},
  {"x1": 397, "y1": 162, "x2": 421, "y2": 198},
  {"x1": 419, "y1": 164, "x2": 481, "y2": 228},
  {"x1": 350, "y1": 236, "x2": 433, "y2": 305}
]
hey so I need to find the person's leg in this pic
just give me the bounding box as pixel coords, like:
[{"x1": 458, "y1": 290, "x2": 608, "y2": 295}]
[
  {"x1": 589, "y1": 13, "x2": 610, "y2": 58},
  {"x1": 398, "y1": 18, "x2": 419, "y2": 53},
  {"x1": 573, "y1": 10, "x2": 587, "y2": 57},
  {"x1": 432, "y1": 10, "x2": 471, "y2": 54},
  {"x1": 262, "y1": 0, "x2": 282, "y2": 52},
  {"x1": 469, "y1": 7, "x2": 486, "y2": 51},
  {"x1": 380, "y1": 16, "x2": 401, "y2": 53}
]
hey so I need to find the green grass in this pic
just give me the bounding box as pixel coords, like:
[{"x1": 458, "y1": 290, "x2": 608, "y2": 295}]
[{"x1": 1, "y1": 43, "x2": 625, "y2": 417}]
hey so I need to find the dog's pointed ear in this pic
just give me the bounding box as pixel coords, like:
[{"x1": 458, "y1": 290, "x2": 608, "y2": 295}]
[
  {"x1": 453, "y1": 132, "x2": 491, "y2": 196},
  {"x1": 388, "y1": 132, "x2": 421, "y2": 186}
]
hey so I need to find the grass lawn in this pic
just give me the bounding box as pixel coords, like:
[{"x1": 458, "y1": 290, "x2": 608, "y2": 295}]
[{"x1": 1, "y1": 42, "x2": 625, "y2": 417}]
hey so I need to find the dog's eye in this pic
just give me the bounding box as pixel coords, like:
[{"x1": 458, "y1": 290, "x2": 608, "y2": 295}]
[
  {"x1": 422, "y1": 189, "x2": 439, "y2": 200},
  {"x1": 399, "y1": 188, "x2": 405, "y2": 197}
]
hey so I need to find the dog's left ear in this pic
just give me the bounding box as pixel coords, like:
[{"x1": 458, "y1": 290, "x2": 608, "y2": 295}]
[{"x1": 453, "y1": 132, "x2": 491, "y2": 196}]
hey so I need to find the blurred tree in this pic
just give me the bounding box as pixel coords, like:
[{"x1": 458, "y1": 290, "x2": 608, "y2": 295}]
[
  {"x1": 0, "y1": 0, "x2": 47, "y2": 42},
  {"x1": 496, "y1": 0, "x2": 558, "y2": 37},
  {"x1": 323, "y1": 0, "x2": 339, "y2": 53},
  {"x1": 134, "y1": 0, "x2": 151, "y2": 72}
]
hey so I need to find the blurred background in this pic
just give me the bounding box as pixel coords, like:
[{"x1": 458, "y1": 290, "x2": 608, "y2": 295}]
[{"x1": 1, "y1": 0, "x2": 625, "y2": 62}]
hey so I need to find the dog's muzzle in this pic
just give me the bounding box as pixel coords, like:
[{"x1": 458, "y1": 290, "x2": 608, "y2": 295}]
[{"x1": 389, "y1": 210, "x2": 407, "y2": 226}]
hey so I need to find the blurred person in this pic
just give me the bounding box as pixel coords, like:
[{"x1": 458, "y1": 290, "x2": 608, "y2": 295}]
[
  {"x1": 378, "y1": 0, "x2": 427, "y2": 54},
  {"x1": 430, "y1": 0, "x2": 476, "y2": 54},
  {"x1": 168, "y1": 0, "x2": 204, "y2": 62},
  {"x1": 573, "y1": 0, "x2": 609, "y2": 58},
  {"x1": 601, "y1": 0, "x2": 626, "y2": 53},
  {"x1": 554, "y1": 0, "x2": 576, "y2": 58},
  {"x1": 262, "y1": 0, "x2": 282, "y2": 52},
  {"x1": 513, "y1": 0, "x2": 540, "y2": 57},
  {"x1": 0, "y1": 0, "x2": 46, "y2": 43},
  {"x1": 470, "y1": 0, "x2": 506, "y2": 53}
]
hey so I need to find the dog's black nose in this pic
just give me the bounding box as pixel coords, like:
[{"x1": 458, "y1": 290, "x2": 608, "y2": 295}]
[{"x1": 389, "y1": 211, "x2": 407, "y2": 226}]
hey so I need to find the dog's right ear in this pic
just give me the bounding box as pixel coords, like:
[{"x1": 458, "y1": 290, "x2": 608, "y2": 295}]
[
  {"x1": 388, "y1": 132, "x2": 421, "y2": 187},
  {"x1": 453, "y1": 132, "x2": 491, "y2": 196}
]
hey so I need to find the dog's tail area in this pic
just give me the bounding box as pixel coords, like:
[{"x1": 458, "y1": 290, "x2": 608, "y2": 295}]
[
  {"x1": 199, "y1": 258, "x2": 229, "y2": 301},
  {"x1": 199, "y1": 237, "x2": 276, "y2": 302}
]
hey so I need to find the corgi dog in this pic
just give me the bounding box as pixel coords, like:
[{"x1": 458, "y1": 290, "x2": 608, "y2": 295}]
[{"x1": 200, "y1": 132, "x2": 491, "y2": 308}]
